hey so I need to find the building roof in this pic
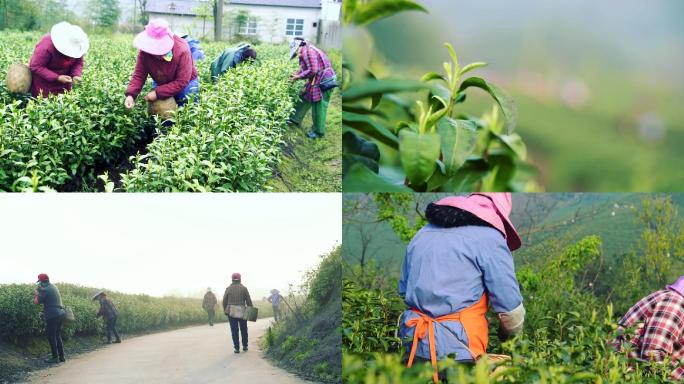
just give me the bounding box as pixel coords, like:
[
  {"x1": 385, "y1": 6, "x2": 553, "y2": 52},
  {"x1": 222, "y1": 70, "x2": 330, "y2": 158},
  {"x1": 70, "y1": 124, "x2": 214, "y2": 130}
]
[
  {"x1": 146, "y1": 0, "x2": 207, "y2": 15},
  {"x1": 230, "y1": 0, "x2": 321, "y2": 8},
  {"x1": 146, "y1": 0, "x2": 322, "y2": 16}
]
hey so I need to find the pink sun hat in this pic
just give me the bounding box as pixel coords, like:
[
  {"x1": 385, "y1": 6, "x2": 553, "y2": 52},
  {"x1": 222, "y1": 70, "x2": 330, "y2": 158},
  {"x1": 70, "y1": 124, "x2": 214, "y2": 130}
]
[
  {"x1": 133, "y1": 19, "x2": 174, "y2": 55},
  {"x1": 434, "y1": 193, "x2": 522, "y2": 251},
  {"x1": 667, "y1": 276, "x2": 684, "y2": 298}
]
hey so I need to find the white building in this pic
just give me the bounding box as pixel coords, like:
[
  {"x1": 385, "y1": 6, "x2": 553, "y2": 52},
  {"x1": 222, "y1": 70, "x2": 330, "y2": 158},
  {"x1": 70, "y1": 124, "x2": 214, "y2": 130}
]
[{"x1": 145, "y1": 0, "x2": 341, "y2": 47}]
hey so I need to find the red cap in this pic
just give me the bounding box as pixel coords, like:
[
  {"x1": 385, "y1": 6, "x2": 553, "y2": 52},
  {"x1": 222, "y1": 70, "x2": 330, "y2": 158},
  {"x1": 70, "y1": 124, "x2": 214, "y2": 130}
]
[
  {"x1": 37, "y1": 273, "x2": 49, "y2": 282},
  {"x1": 232, "y1": 273, "x2": 241, "y2": 281}
]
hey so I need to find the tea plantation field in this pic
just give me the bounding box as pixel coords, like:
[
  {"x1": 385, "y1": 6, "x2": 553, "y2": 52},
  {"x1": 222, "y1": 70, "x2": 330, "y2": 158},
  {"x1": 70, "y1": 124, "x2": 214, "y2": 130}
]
[{"x1": 0, "y1": 32, "x2": 338, "y2": 192}]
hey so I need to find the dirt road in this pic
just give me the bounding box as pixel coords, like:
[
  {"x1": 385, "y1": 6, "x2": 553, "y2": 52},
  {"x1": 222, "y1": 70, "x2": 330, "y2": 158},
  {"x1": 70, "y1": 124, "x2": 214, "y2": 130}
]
[{"x1": 26, "y1": 318, "x2": 313, "y2": 384}]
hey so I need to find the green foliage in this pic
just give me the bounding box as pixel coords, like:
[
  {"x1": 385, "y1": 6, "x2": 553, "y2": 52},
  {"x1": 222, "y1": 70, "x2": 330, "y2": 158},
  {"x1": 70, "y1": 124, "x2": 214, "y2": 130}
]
[
  {"x1": 265, "y1": 246, "x2": 342, "y2": 383},
  {"x1": 122, "y1": 46, "x2": 297, "y2": 192},
  {"x1": 87, "y1": 0, "x2": 121, "y2": 29},
  {"x1": 0, "y1": 283, "x2": 213, "y2": 344},
  {"x1": 0, "y1": 33, "x2": 306, "y2": 192},
  {"x1": 342, "y1": 4, "x2": 530, "y2": 192},
  {"x1": 342, "y1": 233, "x2": 677, "y2": 383},
  {"x1": 373, "y1": 193, "x2": 426, "y2": 243},
  {"x1": 343, "y1": 0, "x2": 428, "y2": 26}
]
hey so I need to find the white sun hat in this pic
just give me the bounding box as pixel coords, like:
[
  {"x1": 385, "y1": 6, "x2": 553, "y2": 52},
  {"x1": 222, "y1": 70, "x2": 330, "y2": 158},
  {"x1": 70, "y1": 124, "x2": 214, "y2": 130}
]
[{"x1": 51, "y1": 22, "x2": 90, "y2": 59}]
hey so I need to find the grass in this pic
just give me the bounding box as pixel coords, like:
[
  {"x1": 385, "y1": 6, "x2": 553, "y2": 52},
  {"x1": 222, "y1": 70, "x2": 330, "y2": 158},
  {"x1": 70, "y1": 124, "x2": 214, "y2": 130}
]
[{"x1": 267, "y1": 88, "x2": 342, "y2": 192}]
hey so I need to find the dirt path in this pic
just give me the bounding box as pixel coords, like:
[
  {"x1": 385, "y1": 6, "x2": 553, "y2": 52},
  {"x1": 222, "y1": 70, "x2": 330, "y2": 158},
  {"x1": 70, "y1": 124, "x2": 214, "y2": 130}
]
[{"x1": 26, "y1": 318, "x2": 313, "y2": 384}]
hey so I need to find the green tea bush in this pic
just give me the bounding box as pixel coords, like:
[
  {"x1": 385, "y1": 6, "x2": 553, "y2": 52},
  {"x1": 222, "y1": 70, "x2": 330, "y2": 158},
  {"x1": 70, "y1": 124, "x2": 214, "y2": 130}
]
[
  {"x1": 122, "y1": 46, "x2": 299, "y2": 192},
  {"x1": 0, "y1": 283, "x2": 211, "y2": 344},
  {"x1": 265, "y1": 246, "x2": 342, "y2": 383},
  {"x1": 0, "y1": 34, "x2": 148, "y2": 191},
  {"x1": 342, "y1": 0, "x2": 531, "y2": 193},
  {"x1": 342, "y1": 235, "x2": 676, "y2": 383},
  {"x1": 0, "y1": 33, "x2": 301, "y2": 192}
]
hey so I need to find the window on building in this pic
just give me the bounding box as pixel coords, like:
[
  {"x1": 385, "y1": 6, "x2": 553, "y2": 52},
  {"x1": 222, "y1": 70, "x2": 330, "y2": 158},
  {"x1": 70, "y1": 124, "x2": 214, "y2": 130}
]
[
  {"x1": 239, "y1": 17, "x2": 257, "y2": 35},
  {"x1": 286, "y1": 18, "x2": 304, "y2": 36}
]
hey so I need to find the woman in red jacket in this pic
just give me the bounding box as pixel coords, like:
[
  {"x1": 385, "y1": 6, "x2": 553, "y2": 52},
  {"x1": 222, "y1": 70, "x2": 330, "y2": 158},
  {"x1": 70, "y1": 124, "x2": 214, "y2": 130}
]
[
  {"x1": 124, "y1": 19, "x2": 199, "y2": 110},
  {"x1": 29, "y1": 22, "x2": 89, "y2": 98}
]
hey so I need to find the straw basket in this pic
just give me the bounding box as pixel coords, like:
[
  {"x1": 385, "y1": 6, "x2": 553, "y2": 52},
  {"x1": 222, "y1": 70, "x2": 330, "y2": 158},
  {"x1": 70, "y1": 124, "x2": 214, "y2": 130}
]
[
  {"x1": 148, "y1": 97, "x2": 177, "y2": 119},
  {"x1": 5, "y1": 63, "x2": 31, "y2": 94}
]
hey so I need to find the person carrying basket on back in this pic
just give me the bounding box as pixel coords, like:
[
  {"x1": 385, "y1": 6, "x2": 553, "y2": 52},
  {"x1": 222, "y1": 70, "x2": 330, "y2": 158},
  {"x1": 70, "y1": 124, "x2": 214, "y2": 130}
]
[{"x1": 398, "y1": 193, "x2": 526, "y2": 383}]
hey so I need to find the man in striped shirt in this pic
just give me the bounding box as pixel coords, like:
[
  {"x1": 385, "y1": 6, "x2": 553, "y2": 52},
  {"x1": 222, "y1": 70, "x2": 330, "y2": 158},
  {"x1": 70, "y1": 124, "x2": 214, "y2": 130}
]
[
  {"x1": 288, "y1": 37, "x2": 337, "y2": 139},
  {"x1": 612, "y1": 276, "x2": 684, "y2": 380},
  {"x1": 222, "y1": 273, "x2": 253, "y2": 354}
]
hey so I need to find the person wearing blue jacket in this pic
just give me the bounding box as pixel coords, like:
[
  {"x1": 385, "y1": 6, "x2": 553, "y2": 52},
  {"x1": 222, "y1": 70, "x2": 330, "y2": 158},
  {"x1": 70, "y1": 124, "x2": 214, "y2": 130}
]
[{"x1": 399, "y1": 193, "x2": 525, "y2": 383}]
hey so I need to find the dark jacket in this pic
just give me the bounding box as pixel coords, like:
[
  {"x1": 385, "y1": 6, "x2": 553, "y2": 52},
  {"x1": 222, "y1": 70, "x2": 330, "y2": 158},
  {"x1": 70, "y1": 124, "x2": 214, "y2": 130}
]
[
  {"x1": 36, "y1": 282, "x2": 65, "y2": 320},
  {"x1": 203, "y1": 291, "x2": 217, "y2": 311},
  {"x1": 210, "y1": 44, "x2": 251, "y2": 82},
  {"x1": 97, "y1": 297, "x2": 119, "y2": 320},
  {"x1": 222, "y1": 283, "x2": 252, "y2": 313}
]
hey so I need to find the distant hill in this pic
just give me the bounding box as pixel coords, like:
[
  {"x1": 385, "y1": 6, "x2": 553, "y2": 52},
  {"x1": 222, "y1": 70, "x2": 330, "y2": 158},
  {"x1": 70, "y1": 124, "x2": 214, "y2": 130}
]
[{"x1": 343, "y1": 193, "x2": 684, "y2": 275}]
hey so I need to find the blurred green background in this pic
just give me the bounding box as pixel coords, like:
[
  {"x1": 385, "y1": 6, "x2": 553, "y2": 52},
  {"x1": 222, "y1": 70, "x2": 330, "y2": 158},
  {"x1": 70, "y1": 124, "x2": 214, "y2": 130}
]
[{"x1": 363, "y1": 0, "x2": 684, "y2": 191}]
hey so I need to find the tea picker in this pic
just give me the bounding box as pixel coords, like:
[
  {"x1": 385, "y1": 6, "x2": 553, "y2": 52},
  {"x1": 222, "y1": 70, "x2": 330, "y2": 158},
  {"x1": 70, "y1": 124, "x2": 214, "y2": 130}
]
[
  {"x1": 203, "y1": 287, "x2": 218, "y2": 326},
  {"x1": 16, "y1": 22, "x2": 89, "y2": 98},
  {"x1": 611, "y1": 275, "x2": 684, "y2": 380},
  {"x1": 124, "y1": 19, "x2": 200, "y2": 118},
  {"x1": 33, "y1": 273, "x2": 67, "y2": 364},
  {"x1": 267, "y1": 289, "x2": 284, "y2": 321},
  {"x1": 397, "y1": 193, "x2": 526, "y2": 383},
  {"x1": 92, "y1": 290, "x2": 122, "y2": 344},
  {"x1": 209, "y1": 43, "x2": 257, "y2": 83},
  {"x1": 222, "y1": 272, "x2": 255, "y2": 354},
  {"x1": 287, "y1": 37, "x2": 338, "y2": 139}
]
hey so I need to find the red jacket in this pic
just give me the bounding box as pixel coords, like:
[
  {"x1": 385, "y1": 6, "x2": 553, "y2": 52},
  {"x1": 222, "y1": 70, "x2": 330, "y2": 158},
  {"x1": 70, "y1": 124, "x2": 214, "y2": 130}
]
[
  {"x1": 126, "y1": 35, "x2": 198, "y2": 99},
  {"x1": 29, "y1": 34, "x2": 84, "y2": 98}
]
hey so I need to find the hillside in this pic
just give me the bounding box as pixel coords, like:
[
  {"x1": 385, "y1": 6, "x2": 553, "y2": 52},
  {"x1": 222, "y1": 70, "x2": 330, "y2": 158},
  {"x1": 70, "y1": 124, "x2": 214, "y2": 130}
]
[
  {"x1": 263, "y1": 246, "x2": 342, "y2": 383},
  {"x1": 343, "y1": 193, "x2": 684, "y2": 274}
]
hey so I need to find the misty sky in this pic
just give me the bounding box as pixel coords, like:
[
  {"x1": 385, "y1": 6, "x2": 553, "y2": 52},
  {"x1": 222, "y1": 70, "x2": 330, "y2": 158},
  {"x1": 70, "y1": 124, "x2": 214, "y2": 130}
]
[
  {"x1": 370, "y1": 0, "x2": 684, "y2": 83},
  {"x1": 0, "y1": 194, "x2": 341, "y2": 299}
]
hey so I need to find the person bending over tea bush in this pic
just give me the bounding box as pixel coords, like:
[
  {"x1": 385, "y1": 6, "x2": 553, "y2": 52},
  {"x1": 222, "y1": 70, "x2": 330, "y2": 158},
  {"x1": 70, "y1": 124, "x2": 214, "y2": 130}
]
[
  {"x1": 29, "y1": 22, "x2": 89, "y2": 98},
  {"x1": 398, "y1": 193, "x2": 525, "y2": 383},
  {"x1": 288, "y1": 37, "x2": 337, "y2": 139},
  {"x1": 210, "y1": 43, "x2": 257, "y2": 82},
  {"x1": 612, "y1": 275, "x2": 684, "y2": 380},
  {"x1": 93, "y1": 291, "x2": 122, "y2": 344},
  {"x1": 124, "y1": 19, "x2": 199, "y2": 110},
  {"x1": 33, "y1": 273, "x2": 66, "y2": 364}
]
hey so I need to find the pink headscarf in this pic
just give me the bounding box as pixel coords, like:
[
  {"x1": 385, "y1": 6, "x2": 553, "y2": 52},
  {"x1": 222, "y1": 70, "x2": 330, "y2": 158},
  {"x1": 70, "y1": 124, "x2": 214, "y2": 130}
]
[{"x1": 433, "y1": 193, "x2": 522, "y2": 251}]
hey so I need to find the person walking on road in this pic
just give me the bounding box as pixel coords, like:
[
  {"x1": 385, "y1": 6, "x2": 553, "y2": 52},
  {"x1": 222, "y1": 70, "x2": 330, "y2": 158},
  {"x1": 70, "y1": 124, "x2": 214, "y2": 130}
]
[
  {"x1": 222, "y1": 273, "x2": 252, "y2": 354},
  {"x1": 33, "y1": 274, "x2": 66, "y2": 363},
  {"x1": 93, "y1": 291, "x2": 121, "y2": 344},
  {"x1": 203, "y1": 287, "x2": 218, "y2": 326},
  {"x1": 612, "y1": 275, "x2": 684, "y2": 381},
  {"x1": 268, "y1": 289, "x2": 284, "y2": 321}
]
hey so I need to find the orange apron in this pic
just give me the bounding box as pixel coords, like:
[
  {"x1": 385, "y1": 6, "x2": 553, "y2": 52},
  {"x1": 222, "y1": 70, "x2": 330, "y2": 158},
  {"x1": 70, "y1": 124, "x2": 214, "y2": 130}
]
[{"x1": 405, "y1": 294, "x2": 489, "y2": 383}]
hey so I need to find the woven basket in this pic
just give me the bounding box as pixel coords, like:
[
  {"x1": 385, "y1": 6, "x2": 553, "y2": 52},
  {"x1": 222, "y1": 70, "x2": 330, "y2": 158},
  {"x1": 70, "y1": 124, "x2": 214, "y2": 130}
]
[
  {"x1": 5, "y1": 63, "x2": 31, "y2": 94},
  {"x1": 148, "y1": 97, "x2": 177, "y2": 119}
]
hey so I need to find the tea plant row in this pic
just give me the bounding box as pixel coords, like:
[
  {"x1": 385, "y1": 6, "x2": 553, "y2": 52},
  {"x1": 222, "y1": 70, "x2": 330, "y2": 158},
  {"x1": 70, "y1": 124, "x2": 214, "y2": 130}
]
[{"x1": 0, "y1": 32, "x2": 299, "y2": 192}]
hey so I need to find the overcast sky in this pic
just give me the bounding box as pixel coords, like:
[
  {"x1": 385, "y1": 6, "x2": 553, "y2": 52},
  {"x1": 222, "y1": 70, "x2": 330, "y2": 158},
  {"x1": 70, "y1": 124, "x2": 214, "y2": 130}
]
[{"x1": 0, "y1": 194, "x2": 341, "y2": 299}]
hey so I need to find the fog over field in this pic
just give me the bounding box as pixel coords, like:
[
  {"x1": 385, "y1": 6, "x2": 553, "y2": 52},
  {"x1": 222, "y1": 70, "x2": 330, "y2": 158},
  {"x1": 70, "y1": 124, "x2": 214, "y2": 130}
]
[{"x1": 0, "y1": 194, "x2": 341, "y2": 299}]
